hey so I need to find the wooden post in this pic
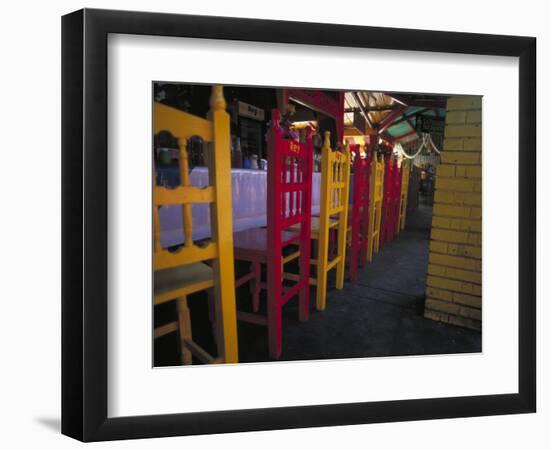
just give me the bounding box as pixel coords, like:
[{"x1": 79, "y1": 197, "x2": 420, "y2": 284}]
[
  {"x1": 335, "y1": 142, "x2": 350, "y2": 289},
  {"x1": 317, "y1": 132, "x2": 332, "y2": 311},
  {"x1": 207, "y1": 85, "x2": 239, "y2": 364},
  {"x1": 359, "y1": 150, "x2": 371, "y2": 266},
  {"x1": 368, "y1": 155, "x2": 384, "y2": 260},
  {"x1": 376, "y1": 158, "x2": 385, "y2": 253},
  {"x1": 397, "y1": 162, "x2": 410, "y2": 232},
  {"x1": 298, "y1": 126, "x2": 313, "y2": 322},
  {"x1": 267, "y1": 110, "x2": 284, "y2": 358},
  {"x1": 349, "y1": 144, "x2": 364, "y2": 280},
  {"x1": 176, "y1": 296, "x2": 193, "y2": 365},
  {"x1": 346, "y1": 143, "x2": 372, "y2": 272}
]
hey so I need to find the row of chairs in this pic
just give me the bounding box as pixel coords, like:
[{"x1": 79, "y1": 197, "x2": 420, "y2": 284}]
[{"x1": 153, "y1": 86, "x2": 410, "y2": 363}]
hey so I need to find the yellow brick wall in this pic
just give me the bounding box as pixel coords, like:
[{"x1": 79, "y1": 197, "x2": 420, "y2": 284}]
[{"x1": 424, "y1": 96, "x2": 482, "y2": 330}]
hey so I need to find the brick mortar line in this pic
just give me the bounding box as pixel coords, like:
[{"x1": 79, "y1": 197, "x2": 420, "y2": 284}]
[
  {"x1": 428, "y1": 260, "x2": 482, "y2": 272},
  {"x1": 429, "y1": 261, "x2": 482, "y2": 270},
  {"x1": 435, "y1": 176, "x2": 482, "y2": 180},
  {"x1": 426, "y1": 295, "x2": 482, "y2": 310},
  {"x1": 427, "y1": 273, "x2": 482, "y2": 285},
  {"x1": 429, "y1": 238, "x2": 482, "y2": 245},
  {"x1": 427, "y1": 273, "x2": 482, "y2": 287},
  {"x1": 429, "y1": 249, "x2": 481, "y2": 258},
  {"x1": 431, "y1": 202, "x2": 482, "y2": 207},
  {"x1": 426, "y1": 283, "x2": 482, "y2": 295},
  {"x1": 425, "y1": 308, "x2": 482, "y2": 327},
  {"x1": 431, "y1": 217, "x2": 482, "y2": 222},
  {"x1": 430, "y1": 226, "x2": 482, "y2": 233},
  {"x1": 428, "y1": 252, "x2": 481, "y2": 261}
]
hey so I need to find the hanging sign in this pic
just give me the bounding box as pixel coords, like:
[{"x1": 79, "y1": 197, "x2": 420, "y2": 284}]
[{"x1": 238, "y1": 101, "x2": 265, "y2": 121}]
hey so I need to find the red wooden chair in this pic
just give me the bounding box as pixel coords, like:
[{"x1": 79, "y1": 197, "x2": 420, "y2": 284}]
[
  {"x1": 233, "y1": 110, "x2": 313, "y2": 359},
  {"x1": 380, "y1": 155, "x2": 396, "y2": 247},
  {"x1": 393, "y1": 163, "x2": 403, "y2": 236},
  {"x1": 391, "y1": 159, "x2": 401, "y2": 241},
  {"x1": 348, "y1": 144, "x2": 372, "y2": 281}
]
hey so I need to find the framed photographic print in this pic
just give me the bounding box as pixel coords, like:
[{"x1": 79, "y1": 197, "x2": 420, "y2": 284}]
[{"x1": 61, "y1": 8, "x2": 536, "y2": 441}]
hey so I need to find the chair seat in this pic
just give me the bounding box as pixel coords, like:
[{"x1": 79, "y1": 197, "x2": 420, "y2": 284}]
[
  {"x1": 154, "y1": 262, "x2": 214, "y2": 304},
  {"x1": 233, "y1": 227, "x2": 298, "y2": 262},
  {"x1": 288, "y1": 216, "x2": 338, "y2": 239}
]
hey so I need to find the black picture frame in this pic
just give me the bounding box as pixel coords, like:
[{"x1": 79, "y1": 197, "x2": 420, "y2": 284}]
[{"x1": 62, "y1": 8, "x2": 536, "y2": 442}]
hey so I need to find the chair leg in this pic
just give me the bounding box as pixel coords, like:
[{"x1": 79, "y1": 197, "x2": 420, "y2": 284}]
[
  {"x1": 207, "y1": 288, "x2": 221, "y2": 354},
  {"x1": 298, "y1": 252, "x2": 310, "y2": 321},
  {"x1": 349, "y1": 216, "x2": 360, "y2": 281},
  {"x1": 176, "y1": 296, "x2": 193, "y2": 365},
  {"x1": 317, "y1": 223, "x2": 330, "y2": 312},
  {"x1": 207, "y1": 289, "x2": 216, "y2": 324},
  {"x1": 367, "y1": 237, "x2": 374, "y2": 263},
  {"x1": 329, "y1": 228, "x2": 337, "y2": 260},
  {"x1": 360, "y1": 213, "x2": 368, "y2": 266},
  {"x1": 299, "y1": 287, "x2": 309, "y2": 322},
  {"x1": 252, "y1": 261, "x2": 261, "y2": 312},
  {"x1": 267, "y1": 297, "x2": 282, "y2": 359},
  {"x1": 335, "y1": 227, "x2": 347, "y2": 291}
]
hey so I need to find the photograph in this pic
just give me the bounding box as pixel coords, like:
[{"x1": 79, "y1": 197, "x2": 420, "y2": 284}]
[
  {"x1": 0, "y1": 0, "x2": 544, "y2": 447},
  {"x1": 56, "y1": 6, "x2": 537, "y2": 443},
  {"x1": 152, "y1": 83, "x2": 483, "y2": 366}
]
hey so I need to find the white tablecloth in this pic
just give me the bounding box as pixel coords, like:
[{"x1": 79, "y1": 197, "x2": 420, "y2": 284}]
[{"x1": 159, "y1": 167, "x2": 323, "y2": 247}]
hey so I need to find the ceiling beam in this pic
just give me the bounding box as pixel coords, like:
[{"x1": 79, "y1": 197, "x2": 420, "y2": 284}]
[
  {"x1": 344, "y1": 105, "x2": 401, "y2": 113},
  {"x1": 352, "y1": 92, "x2": 374, "y2": 129},
  {"x1": 389, "y1": 94, "x2": 408, "y2": 107},
  {"x1": 386, "y1": 93, "x2": 447, "y2": 109},
  {"x1": 378, "y1": 106, "x2": 407, "y2": 133}
]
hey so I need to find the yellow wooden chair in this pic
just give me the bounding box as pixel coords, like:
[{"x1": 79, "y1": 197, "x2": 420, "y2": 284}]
[
  {"x1": 396, "y1": 161, "x2": 410, "y2": 232},
  {"x1": 287, "y1": 131, "x2": 350, "y2": 311},
  {"x1": 153, "y1": 86, "x2": 238, "y2": 365},
  {"x1": 367, "y1": 154, "x2": 384, "y2": 262}
]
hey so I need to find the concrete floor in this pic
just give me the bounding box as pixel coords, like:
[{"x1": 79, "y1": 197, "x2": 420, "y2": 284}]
[{"x1": 154, "y1": 197, "x2": 482, "y2": 366}]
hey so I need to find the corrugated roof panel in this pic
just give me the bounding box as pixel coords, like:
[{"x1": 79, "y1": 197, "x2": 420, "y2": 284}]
[{"x1": 387, "y1": 121, "x2": 413, "y2": 137}]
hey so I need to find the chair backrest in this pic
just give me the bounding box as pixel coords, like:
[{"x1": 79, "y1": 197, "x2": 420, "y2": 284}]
[
  {"x1": 266, "y1": 110, "x2": 313, "y2": 304},
  {"x1": 392, "y1": 160, "x2": 402, "y2": 236},
  {"x1": 153, "y1": 85, "x2": 238, "y2": 363},
  {"x1": 153, "y1": 88, "x2": 228, "y2": 268},
  {"x1": 318, "y1": 132, "x2": 351, "y2": 291},
  {"x1": 380, "y1": 155, "x2": 395, "y2": 246},
  {"x1": 373, "y1": 154, "x2": 385, "y2": 204},
  {"x1": 320, "y1": 132, "x2": 350, "y2": 219},
  {"x1": 349, "y1": 143, "x2": 371, "y2": 279},
  {"x1": 351, "y1": 144, "x2": 371, "y2": 213},
  {"x1": 277, "y1": 129, "x2": 347, "y2": 312},
  {"x1": 397, "y1": 161, "x2": 411, "y2": 232},
  {"x1": 368, "y1": 152, "x2": 385, "y2": 260}
]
